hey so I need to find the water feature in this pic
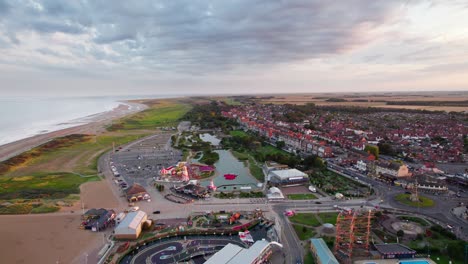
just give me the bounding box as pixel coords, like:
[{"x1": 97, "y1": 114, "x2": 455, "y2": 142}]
[
  {"x1": 197, "y1": 134, "x2": 259, "y2": 191},
  {"x1": 199, "y1": 133, "x2": 221, "y2": 145}
]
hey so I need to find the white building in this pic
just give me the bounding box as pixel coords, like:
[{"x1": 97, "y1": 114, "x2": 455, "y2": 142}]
[
  {"x1": 204, "y1": 240, "x2": 282, "y2": 264},
  {"x1": 268, "y1": 169, "x2": 309, "y2": 186},
  {"x1": 114, "y1": 211, "x2": 148, "y2": 240},
  {"x1": 267, "y1": 187, "x2": 285, "y2": 200}
]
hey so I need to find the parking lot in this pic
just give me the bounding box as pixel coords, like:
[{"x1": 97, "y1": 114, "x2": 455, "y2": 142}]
[{"x1": 110, "y1": 133, "x2": 182, "y2": 189}]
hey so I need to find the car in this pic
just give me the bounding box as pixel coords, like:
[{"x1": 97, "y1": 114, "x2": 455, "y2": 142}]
[
  {"x1": 284, "y1": 210, "x2": 295, "y2": 217},
  {"x1": 131, "y1": 206, "x2": 139, "y2": 212},
  {"x1": 296, "y1": 257, "x2": 302, "y2": 264},
  {"x1": 153, "y1": 210, "x2": 161, "y2": 214}
]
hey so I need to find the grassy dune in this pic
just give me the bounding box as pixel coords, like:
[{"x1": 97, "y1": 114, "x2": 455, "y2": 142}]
[
  {"x1": 108, "y1": 100, "x2": 191, "y2": 131},
  {"x1": 0, "y1": 98, "x2": 191, "y2": 213}
]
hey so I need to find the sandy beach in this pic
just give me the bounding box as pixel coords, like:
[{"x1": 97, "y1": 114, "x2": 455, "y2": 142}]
[
  {"x1": 0, "y1": 102, "x2": 146, "y2": 162},
  {"x1": 0, "y1": 179, "x2": 122, "y2": 264},
  {"x1": 0, "y1": 101, "x2": 147, "y2": 264}
]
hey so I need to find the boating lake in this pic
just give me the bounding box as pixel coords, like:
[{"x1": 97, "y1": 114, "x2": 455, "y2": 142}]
[{"x1": 197, "y1": 133, "x2": 259, "y2": 191}]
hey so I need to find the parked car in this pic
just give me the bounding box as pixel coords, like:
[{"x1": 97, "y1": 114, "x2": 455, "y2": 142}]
[
  {"x1": 153, "y1": 210, "x2": 161, "y2": 214},
  {"x1": 131, "y1": 206, "x2": 139, "y2": 212}
]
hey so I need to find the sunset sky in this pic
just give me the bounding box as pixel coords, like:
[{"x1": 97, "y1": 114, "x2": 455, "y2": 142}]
[{"x1": 1, "y1": 0, "x2": 467, "y2": 96}]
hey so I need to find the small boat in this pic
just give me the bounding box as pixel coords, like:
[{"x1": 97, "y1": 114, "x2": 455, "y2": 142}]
[{"x1": 224, "y1": 174, "x2": 237, "y2": 180}]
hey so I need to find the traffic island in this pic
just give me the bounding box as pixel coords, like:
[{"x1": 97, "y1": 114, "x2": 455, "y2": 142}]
[{"x1": 394, "y1": 193, "x2": 435, "y2": 208}]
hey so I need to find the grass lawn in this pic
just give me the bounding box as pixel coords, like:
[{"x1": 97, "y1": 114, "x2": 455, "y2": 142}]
[
  {"x1": 318, "y1": 212, "x2": 339, "y2": 225},
  {"x1": 248, "y1": 157, "x2": 264, "y2": 181},
  {"x1": 287, "y1": 193, "x2": 318, "y2": 200},
  {"x1": 230, "y1": 130, "x2": 249, "y2": 138},
  {"x1": 231, "y1": 150, "x2": 249, "y2": 160},
  {"x1": 0, "y1": 172, "x2": 99, "y2": 200},
  {"x1": 395, "y1": 193, "x2": 435, "y2": 208},
  {"x1": 256, "y1": 144, "x2": 289, "y2": 156},
  {"x1": 292, "y1": 224, "x2": 316, "y2": 240},
  {"x1": 290, "y1": 213, "x2": 321, "y2": 227},
  {"x1": 397, "y1": 215, "x2": 430, "y2": 226},
  {"x1": 108, "y1": 100, "x2": 191, "y2": 130}
]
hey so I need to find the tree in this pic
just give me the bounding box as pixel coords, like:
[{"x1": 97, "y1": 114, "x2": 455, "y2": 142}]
[
  {"x1": 364, "y1": 145, "x2": 379, "y2": 159},
  {"x1": 276, "y1": 141, "x2": 286, "y2": 149},
  {"x1": 378, "y1": 142, "x2": 395, "y2": 156},
  {"x1": 397, "y1": 230, "x2": 404, "y2": 238}
]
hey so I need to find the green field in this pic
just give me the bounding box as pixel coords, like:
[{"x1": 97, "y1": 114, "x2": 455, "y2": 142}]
[
  {"x1": 293, "y1": 224, "x2": 316, "y2": 240},
  {"x1": 248, "y1": 157, "x2": 264, "y2": 181},
  {"x1": 290, "y1": 212, "x2": 339, "y2": 227},
  {"x1": 317, "y1": 212, "x2": 338, "y2": 225},
  {"x1": 229, "y1": 130, "x2": 249, "y2": 138},
  {"x1": 290, "y1": 213, "x2": 322, "y2": 227},
  {"x1": 395, "y1": 194, "x2": 435, "y2": 207},
  {"x1": 0, "y1": 172, "x2": 98, "y2": 200},
  {"x1": 287, "y1": 193, "x2": 318, "y2": 200},
  {"x1": 108, "y1": 101, "x2": 191, "y2": 130}
]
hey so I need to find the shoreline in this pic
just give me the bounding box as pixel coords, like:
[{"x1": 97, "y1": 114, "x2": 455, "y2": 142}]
[{"x1": 0, "y1": 101, "x2": 147, "y2": 162}]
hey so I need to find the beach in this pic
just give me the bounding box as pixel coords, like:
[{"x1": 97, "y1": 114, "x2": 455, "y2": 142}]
[
  {"x1": 0, "y1": 102, "x2": 146, "y2": 162},
  {"x1": 0, "y1": 180, "x2": 120, "y2": 264},
  {"x1": 0, "y1": 101, "x2": 147, "y2": 264}
]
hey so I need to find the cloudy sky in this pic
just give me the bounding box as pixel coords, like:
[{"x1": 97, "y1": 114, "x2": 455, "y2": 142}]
[{"x1": 0, "y1": 0, "x2": 467, "y2": 96}]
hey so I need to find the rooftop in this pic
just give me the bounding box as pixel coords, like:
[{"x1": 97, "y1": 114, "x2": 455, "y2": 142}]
[
  {"x1": 115, "y1": 211, "x2": 147, "y2": 234},
  {"x1": 204, "y1": 240, "x2": 272, "y2": 264},
  {"x1": 374, "y1": 243, "x2": 416, "y2": 254},
  {"x1": 270, "y1": 168, "x2": 307, "y2": 179},
  {"x1": 310, "y1": 238, "x2": 339, "y2": 264}
]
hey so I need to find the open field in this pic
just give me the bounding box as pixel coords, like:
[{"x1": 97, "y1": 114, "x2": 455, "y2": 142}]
[
  {"x1": 108, "y1": 99, "x2": 191, "y2": 131},
  {"x1": 253, "y1": 92, "x2": 468, "y2": 112},
  {"x1": 287, "y1": 193, "x2": 318, "y2": 200},
  {"x1": 293, "y1": 224, "x2": 316, "y2": 240},
  {"x1": 290, "y1": 212, "x2": 339, "y2": 227}
]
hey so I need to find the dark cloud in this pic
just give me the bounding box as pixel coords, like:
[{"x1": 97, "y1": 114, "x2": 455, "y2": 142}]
[{"x1": 0, "y1": 0, "x2": 405, "y2": 72}]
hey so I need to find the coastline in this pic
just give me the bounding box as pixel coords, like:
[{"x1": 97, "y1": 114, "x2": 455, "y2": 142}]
[
  {"x1": 0, "y1": 100, "x2": 149, "y2": 264},
  {"x1": 0, "y1": 101, "x2": 147, "y2": 162}
]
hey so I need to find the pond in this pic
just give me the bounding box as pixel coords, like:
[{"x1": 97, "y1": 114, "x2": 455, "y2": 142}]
[
  {"x1": 197, "y1": 134, "x2": 259, "y2": 191},
  {"x1": 199, "y1": 133, "x2": 221, "y2": 146},
  {"x1": 203, "y1": 150, "x2": 259, "y2": 191}
]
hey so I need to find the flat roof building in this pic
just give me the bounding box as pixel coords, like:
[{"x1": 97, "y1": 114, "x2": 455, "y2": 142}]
[
  {"x1": 374, "y1": 244, "x2": 416, "y2": 259},
  {"x1": 268, "y1": 169, "x2": 308, "y2": 186},
  {"x1": 310, "y1": 238, "x2": 339, "y2": 264},
  {"x1": 114, "y1": 211, "x2": 148, "y2": 240},
  {"x1": 204, "y1": 240, "x2": 281, "y2": 264}
]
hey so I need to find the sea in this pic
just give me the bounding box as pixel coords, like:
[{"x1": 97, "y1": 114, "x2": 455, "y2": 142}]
[{"x1": 0, "y1": 95, "x2": 176, "y2": 146}]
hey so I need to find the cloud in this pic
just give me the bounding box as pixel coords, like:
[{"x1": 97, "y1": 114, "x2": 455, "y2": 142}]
[{"x1": 0, "y1": 0, "x2": 405, "y2": 72}]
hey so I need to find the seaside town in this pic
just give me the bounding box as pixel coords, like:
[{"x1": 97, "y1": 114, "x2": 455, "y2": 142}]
[
  {"x1": 2, "y1": 1, "x2": 468, "y2": 264},
  {"x1": 0, "y1": 97, "x2": 467, "y2": 264}
]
